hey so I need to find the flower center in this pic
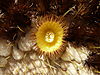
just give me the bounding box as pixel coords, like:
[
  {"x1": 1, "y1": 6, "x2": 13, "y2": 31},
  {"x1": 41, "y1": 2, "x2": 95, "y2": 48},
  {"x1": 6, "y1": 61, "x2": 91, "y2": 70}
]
[{"x1": 45, "y1": 31, "x2": 55, "y2": 43}]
